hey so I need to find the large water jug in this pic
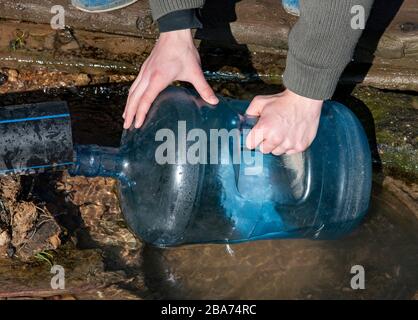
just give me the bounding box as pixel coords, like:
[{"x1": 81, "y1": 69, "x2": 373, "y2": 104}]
[
  {"x1": 69, "y1": 86, "x2": 372, "y2": 246},
  {"x1": 0, "y1": 86, "x2": 372, "y2": 246}
]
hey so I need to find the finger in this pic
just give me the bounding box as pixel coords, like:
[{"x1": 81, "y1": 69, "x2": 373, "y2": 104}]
[
  {"x1": 245, "y1": 96, "x2": 265, "y2": 116},
  {"x1": 134, "y1": 78, "x2": 167, "y2": 128},
  {"x1": 245, "y1": 124, "x2": 265, "y2": 150},
  {"x1": 259, "y1": 141, "x2": 276, "y2": 154},
  {"x1": 123, "y1": 62, "x2": 148, "y2": 119},
  {"x1": 272, "y1": 145, "x2": 288, "y2": 156},
  {"x1": 124, "y1": 83, "x2": 139, "y2": 120},
  {"x1": 124, "y1": 78, "x2": 142, "y2": 119},
  {"x1": 123, "y1": 80, "x2": 148, "y2": 129},
  {"x1": 285, "y1": 149, "x2": 302, "y2": 155},
  {"x1": 190, "y1": 71, "x2": 218, "y2": 105}
]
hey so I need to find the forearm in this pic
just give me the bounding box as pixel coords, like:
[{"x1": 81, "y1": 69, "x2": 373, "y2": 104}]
[{"x1": 283, "y1": 0, "x2": 374, "y2": 100}]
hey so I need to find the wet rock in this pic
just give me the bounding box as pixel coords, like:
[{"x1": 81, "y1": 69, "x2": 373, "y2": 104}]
[{"x1": 375, "y1": 35, "x2": 405, "y2": 59}]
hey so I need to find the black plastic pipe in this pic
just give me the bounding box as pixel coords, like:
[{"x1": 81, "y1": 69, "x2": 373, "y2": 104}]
[{"x1": 0, "y1": 101, "x2": 74, "y2": 175}]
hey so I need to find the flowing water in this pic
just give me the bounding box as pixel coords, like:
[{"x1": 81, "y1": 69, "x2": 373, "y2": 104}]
[
  {"x1": 0, "y1": 82, "x2": 417, "y2": 299},
  {"x1": 142, "y1": 186, "x2": 418, "y2": 299}
]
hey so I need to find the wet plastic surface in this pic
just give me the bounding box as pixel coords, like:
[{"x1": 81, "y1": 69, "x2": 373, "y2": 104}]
[
  {"x1": 0, "y1": 101, "x2": 74, "y2": 175},
  {"x1": 71, "y1": 86, "x2": 372, "y2": 246}
]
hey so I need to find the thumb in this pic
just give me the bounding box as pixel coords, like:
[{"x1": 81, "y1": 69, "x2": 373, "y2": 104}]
[{"x1": 191, "y1": 72, "x2": 219, "y2": 105}]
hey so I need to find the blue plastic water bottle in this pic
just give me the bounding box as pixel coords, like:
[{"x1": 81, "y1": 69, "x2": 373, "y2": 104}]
[
  {"x1": 282, "y1": 0, "x2": 300, "y2": 16},
  {"x1": 70, "y1": 86, "x2": 372, "y2": 246}
]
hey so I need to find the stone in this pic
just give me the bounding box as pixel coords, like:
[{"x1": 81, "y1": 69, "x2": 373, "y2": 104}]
[
  {"x1": 7, "y1": 69, "x2": 18, "y2": 82},
  {"x1": 74, "y1": 73, "x2": 91, "y2": 86}
]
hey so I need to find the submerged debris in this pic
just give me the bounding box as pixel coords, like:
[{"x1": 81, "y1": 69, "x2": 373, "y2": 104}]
[
  {"x1": 0, "y1": 173, "x2": 148, "y2": 299},
  {"x1": 0, "y1": 176, "x2": 61, "y2": 260}
]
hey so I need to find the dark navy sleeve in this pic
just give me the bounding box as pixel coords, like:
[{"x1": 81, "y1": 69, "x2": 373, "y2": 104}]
[{"x1": 157, "y1": 9, "x2": 202, "y2": 33}]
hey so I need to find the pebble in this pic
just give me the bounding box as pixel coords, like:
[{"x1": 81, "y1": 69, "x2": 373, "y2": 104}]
[
  {"x1": 7, "y1": 69, "x2": 19, "y2": 82},
  {"x1": 75, "y1": 73, "x2": 91, "y2": 86}
]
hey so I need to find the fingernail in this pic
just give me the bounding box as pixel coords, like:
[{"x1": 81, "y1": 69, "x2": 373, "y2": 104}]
[{"x1": 209, "y1": 95, "x2": 219, "y2": 105}]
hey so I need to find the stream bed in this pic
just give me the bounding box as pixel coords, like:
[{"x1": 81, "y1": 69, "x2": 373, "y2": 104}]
[{"x1": 0, "y1": 81, "x2": 417, "y2": 299}]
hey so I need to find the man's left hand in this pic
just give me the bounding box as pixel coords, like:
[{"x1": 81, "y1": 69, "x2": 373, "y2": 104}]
[{"x1": 245, "y1": 89, "x2": 323, "y2": 155}]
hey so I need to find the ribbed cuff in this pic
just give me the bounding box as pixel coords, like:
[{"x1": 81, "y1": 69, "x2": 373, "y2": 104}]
[
  {"x1": 283, "y1": 53, "x2": 343, "y2": 100},
  {"x1": 149, "y1": 0, "x2": 205, "y2": 21},
  {"x1": 158, "y1": 9, "x2": 202, "y2": 32}
]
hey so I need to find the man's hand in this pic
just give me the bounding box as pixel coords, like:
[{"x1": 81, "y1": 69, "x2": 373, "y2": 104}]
[
  {"x1": 123, "y1": 29, "x2": 218, "y2": 129},
  {"x1": 245, "y1": 89, "x2": 323, "y2": 155}
]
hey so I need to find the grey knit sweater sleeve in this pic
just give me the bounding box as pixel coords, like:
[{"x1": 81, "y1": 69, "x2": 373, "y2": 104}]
[
  {"x1": 149, "y1": 0, "x2": 205, "y2": 20},
  {"x1": 149, "y1": 0, "x2": 374, "y2": 100},
  {"x1": 283, "y1": 0, "x2": 373, "y2": 99}
]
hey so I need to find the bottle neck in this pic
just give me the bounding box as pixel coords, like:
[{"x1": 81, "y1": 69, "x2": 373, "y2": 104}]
[{"x1": 69, "y1": 144, "x2": 124, "y2": 179}]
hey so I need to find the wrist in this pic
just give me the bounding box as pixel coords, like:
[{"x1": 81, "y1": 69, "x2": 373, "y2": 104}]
[
  {"x1": 284, "y1": 88, "x2": 323, "y2": 109},
  {"x1": 159, "y1": 29, "x2": 193, "y2": 42}
]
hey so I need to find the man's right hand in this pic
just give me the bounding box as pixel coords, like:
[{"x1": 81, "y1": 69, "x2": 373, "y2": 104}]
[{"x1": 123, "y1": 29, "x2": 219, "y2": 129}]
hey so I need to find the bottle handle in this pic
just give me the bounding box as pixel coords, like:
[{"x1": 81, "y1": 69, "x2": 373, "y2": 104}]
[
  {"x1": 240, "y1": 114, "x2": 259, "y2": 131},
  {"x1": 239, "y1": 114, "x2": 260, "y2": 152},
  {"x1": 236, "y1": 113, "x2": 266, "y2": 199}
]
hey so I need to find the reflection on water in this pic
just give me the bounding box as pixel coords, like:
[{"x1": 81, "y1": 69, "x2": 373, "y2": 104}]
[{"x1": 142, "y1": 186, "x2": 418, "y2": 299}]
